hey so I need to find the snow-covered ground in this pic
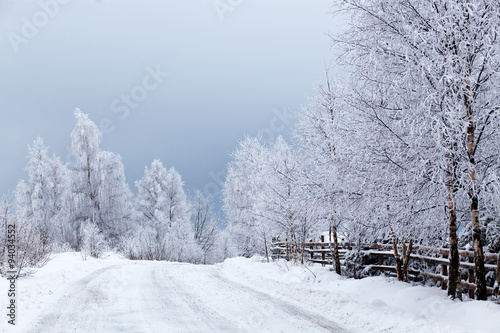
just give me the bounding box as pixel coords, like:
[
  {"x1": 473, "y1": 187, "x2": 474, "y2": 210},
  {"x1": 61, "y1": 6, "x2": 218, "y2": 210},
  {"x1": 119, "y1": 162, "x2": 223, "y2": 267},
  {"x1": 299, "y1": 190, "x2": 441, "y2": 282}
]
[
  {"x1": 0, "y1": 254, "x2": 498, "y2": 333},
  {"x1": 220, "y1": 258, "x2": 500, "y2": 333}
]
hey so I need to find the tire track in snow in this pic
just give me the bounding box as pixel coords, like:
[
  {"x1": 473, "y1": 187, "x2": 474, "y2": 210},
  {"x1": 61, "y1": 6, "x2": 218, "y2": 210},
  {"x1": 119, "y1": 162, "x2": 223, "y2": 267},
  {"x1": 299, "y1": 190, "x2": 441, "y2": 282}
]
[
  {"x1": 26, "y1": 264, "x2": 121, "y2": 333},
  {"x1": 150, "y1": 266, "x2": 236, "y2": 332},
  {"x1": 209, "y1": 269, "x2": 351, "y2": 333},
  {"x1": 166, "y1": 265, "x2": 350, "y2": 332}
]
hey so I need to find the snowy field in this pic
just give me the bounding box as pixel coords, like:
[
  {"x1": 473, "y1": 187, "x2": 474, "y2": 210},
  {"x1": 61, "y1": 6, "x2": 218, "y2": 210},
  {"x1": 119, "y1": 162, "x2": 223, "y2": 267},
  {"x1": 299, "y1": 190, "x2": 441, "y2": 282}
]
[{"x1": 1, "y1": 253, "x2": 499, "y2": 333}]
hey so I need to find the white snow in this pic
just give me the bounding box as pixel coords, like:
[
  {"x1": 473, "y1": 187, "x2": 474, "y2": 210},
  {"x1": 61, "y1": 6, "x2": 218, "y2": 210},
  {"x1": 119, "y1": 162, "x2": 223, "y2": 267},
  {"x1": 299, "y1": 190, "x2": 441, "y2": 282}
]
[
  {"x1": 1, "y1": 254, "x2": 499, "y2": 332},
  {"x1": 220, "y1": 257, "x2": 500, "y2": 333}
]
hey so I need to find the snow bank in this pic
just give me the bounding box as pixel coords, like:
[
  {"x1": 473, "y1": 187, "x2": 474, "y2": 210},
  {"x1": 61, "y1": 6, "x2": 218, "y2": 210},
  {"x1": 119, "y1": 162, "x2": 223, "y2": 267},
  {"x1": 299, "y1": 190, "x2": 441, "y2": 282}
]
[
  {"x1": 0, "y1": 252, "x2": 123, "y2": 333},
  {"x1": 218, "y1": 257, "x2": 500, "y2": 333}
]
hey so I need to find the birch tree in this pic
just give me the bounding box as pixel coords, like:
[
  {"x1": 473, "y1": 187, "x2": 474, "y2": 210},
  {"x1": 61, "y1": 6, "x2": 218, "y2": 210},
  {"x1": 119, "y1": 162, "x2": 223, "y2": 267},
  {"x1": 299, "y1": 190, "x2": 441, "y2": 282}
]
[
  {"x1": 96, "y1": 151, "x2": 133, "y2": 244},
  {"x1": 135, "y1": 160, "x2": 200, "y2": 262},
  {"x1": 223, "y1": 137, "x2": 272, "y2": 257},
  {"x1": 15, "y1": 137, "x2": 71, "y2": 247},
  {"x1": 259, "y1": 137, "x2": 304, "y2": 262},
  {"x1": 191, "y1": 190, "x2": 222, "y2": 264},
  {"x1": 71, "y1": 109, "x2": 103, "y2": 243},
  {"x1": 135, "y1": 159, "x2": 171, "y2": 260},
  {"x1": 71, "y1": 109, "x2": 133, "y2": 247},
  {"x1": 296, "y1": 80, "x2": 358, "y2": 273},
  {"x1": 163, "y1": 167, "x2": 201, "y2": 262}
]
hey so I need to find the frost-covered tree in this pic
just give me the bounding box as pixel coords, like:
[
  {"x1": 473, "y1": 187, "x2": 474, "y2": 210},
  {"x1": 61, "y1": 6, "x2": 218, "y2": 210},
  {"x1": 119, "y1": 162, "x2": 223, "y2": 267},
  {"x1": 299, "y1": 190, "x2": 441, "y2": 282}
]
[
  {"x1": 209, "y1": 229, "x2": 235, "y2": 263},
  {"x1": 95, "y1": 151, "x2": 133, "y2": 245},
  {"x1": 80, "y1": 221, "x2": 107, "y2": 259},
  {"x1": 135, "y1": 160, "x2": 200, "y2": 262},
  {"x1": 296, "y1": 80, "x2": 359, "y2": 273},
  {"x1": 46, "y1": 154, "x2": 72, "y2": 246},
  {"x1": 15, "y1": 137, "x2": 71, "y2": 247},
  {"x1": 0, "y1": 195, "x2": 12, "y2": 275},
  {"x1": 135, "y1": 159, "x2": 171, "y2": 260},
  {"x1": 259, "y1": 137, "x2": 305, "y2": 262},
  {"x1": 223, "y1": 136, "x2": 318, "y2": 262},
  {"x1": 16, "y1": 137, "x2": 51, "y2": 245},
  {"x1": 1, "y1": 194, "x2": 51, "y2": 277},
  {"x1": 163, "y1": 167, "x2": 201, "y2": 262},
  {"x1": 331, "y1": 0, "x2": 500, "y2": 299},
  {"x1": 70, "y1": 109, "x2": 103, "y2": 242},
  {"x1": 223, "y1": 137, "x2": 272, "y2": 257},
  {"x1": 70, "y1": 109, "x2": 132, "y2": 247},
  {"x1": 191, "y1": 190, "x2": 223, "y2": 264}
]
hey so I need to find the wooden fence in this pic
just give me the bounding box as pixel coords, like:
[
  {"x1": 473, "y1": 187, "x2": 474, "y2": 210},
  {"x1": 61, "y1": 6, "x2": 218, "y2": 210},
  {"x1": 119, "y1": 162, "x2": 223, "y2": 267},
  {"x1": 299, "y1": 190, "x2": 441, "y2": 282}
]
[{"x1": 271, "y1": 240, "x2": 500, "y2": 299}]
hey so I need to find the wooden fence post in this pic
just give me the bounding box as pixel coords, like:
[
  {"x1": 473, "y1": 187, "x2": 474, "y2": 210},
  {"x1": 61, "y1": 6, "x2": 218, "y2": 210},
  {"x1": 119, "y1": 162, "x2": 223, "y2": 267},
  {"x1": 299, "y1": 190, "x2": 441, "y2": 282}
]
[
  {"x1": 441, "y1": 262, "x2": 448, "y2": 291},
  {"x1": 495, "y1": 252, "x2": 500, "y2": 297},
  {"x1": 441, "y1": 251, "x2": 448, "y2": 291},
  {"x1": 320, "y1": 235, "x2": 326, "y2": 266}
]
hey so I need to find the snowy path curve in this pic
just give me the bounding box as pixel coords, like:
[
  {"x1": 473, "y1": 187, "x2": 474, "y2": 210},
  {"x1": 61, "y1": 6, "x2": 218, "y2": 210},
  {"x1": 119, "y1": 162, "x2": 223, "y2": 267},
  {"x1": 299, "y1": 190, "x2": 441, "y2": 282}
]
[{"x1": 26, "y1": 261, "x2": 349, "y2": 333}]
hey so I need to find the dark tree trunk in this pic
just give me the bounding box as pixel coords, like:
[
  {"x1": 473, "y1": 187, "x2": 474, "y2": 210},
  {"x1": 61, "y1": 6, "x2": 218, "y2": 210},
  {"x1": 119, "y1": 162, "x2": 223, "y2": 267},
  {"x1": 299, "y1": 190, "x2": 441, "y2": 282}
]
[
  {"x1": 301, "y1": 241, "x2": 305, "y2": 265},
  {"x1": 289, "y1": 217, "x2": 297, "y2": 262},
  {"x1": 466, "y1": 113, "x2": 487, "y2": 300},
  {"x1": 447, "y1": 179, "x2": 460, "y2": 299},
  {"x1": 470, "y1": 196, "x2": 487, "y2": 300},
  {"x1": 387, "y1": 205, "x2": 403, "y2": 281},
  {"x1": 393, "y1": 241, "x2": 403, "y2": 281},
  {"x1": 332, "y1": 224, "x2": 341, "y2": 275},
  {"x1": 494, "y1": 253, "x2": 500, "y2": 297},
  {"x1": 460, "y1": 73, "x2": 487, "y2": 299},
  {"x1": 285, "y1": 240, "x2": 289, "y2": 262},
  {"x1": 402, "y1": 239, "x2": 413, "y2": 282},
  {"x1": 264, "y1": 234, "x2": 269, "y2": 263}
]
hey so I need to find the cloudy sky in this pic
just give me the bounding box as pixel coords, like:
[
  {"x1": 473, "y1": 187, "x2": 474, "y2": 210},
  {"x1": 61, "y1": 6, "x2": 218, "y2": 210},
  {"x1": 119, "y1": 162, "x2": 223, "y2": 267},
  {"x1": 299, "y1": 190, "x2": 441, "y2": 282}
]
[{"x1": 0, "y1": 0, "x2": 343, "y2": 209}]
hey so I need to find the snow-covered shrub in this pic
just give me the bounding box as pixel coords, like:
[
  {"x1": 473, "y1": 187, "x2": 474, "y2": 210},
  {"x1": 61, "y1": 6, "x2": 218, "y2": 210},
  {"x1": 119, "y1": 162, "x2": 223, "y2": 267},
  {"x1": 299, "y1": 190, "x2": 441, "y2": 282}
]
[
  {"x1": 1, "y1": 220, "x2": 52, "y2": 277},
  {"x1": 80, "y1": 221, "x2": 107, "y2": 260},
  {"x1": 119, "y1": 233, "x2": 142, "y2": 260}
]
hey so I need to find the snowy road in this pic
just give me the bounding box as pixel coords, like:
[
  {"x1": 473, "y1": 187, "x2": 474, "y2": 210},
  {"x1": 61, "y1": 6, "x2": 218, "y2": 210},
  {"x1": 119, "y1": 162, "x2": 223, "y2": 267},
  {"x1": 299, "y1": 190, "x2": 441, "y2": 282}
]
[{"x1": 26, "y1": 261, "x2": 348, "y2": 333}]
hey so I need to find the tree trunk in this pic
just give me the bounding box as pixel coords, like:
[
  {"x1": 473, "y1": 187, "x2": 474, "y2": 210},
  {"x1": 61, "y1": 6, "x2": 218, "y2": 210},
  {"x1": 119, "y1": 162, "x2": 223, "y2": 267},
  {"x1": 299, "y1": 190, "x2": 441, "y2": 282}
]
[
  {"x1": 264, "y1": 233, "x2": 269, "y2": 263},
  {"x1": 393, "y1": 240, "x2": 403, "y2": 281},
  {"x1": 402, "y1": 239, "x2": 413, "y2": 282},
  {"x1": 285, "y1": 239, "x2": 289, "y2": 262},
  {"x1": 332, "y1": 224, "x2": 341, "y2": 275},
  {"x1": 301, "y1": 241, "x2": 305, "y2": 265},
  {"x1": 289, "y1": 218, "x2": 297, "y2": 262},
  {"x1": 470, "y1": 197, "x2": 487, "y2": 300},
  {"x1": 464, "y1": 84, "x2": 487, "y2": 300},
  {"x1": 466, "y1": 113, "x2": 487, "y2": 300},
  {"x1": 301, "y1": 221, "x2": 307, "y2": 265},
  {"x1": 447, "y1": 184, "x2": 460, "y2": 299},
  {"x1": 87, "y1": 155, "x2": 93, "y2": 201},
  {"x1": 387, "y1": 205, "x2": 403, "y2": 281}
]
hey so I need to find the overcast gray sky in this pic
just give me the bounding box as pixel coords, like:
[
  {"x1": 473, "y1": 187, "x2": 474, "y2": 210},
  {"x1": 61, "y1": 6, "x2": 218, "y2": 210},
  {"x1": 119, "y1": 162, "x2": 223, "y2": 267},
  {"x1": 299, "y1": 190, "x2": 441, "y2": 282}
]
[{"x1": 0, "y1": 0, "x2": 343, "y2": 208}]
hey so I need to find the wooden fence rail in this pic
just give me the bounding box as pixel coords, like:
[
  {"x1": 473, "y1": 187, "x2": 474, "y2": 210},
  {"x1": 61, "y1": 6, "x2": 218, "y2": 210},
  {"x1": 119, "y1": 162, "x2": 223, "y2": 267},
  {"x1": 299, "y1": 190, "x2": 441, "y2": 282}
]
[{"x1": 271, "y1": 241, "x2": 500, "y2": 299}]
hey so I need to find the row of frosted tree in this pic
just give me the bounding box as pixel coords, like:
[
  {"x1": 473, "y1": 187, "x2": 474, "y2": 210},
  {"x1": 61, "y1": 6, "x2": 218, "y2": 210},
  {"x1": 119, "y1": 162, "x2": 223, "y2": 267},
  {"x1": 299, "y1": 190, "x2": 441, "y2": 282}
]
[
  {"x1": 0, "y1": 109, "x2": 228, "y2": 276},
  {"x1": 223, "y1": 0, "x2": 500, "y2": 300}
]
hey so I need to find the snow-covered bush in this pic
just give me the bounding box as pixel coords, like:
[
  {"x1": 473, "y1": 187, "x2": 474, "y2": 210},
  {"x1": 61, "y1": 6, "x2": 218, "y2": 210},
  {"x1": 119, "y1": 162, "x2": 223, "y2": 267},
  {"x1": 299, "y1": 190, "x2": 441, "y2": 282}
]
[
  {"x1": 80, "y1": 221, "x2": 107, "y2": 260},
  {"x1": 16, "y1": 220, "x2": 52, "y2": 274},
  {"x1": 120, "y1": 235, "x2": 144, "y2": 261},
  {"x1": 0, "y1": 196, "x2": 52, "y2": 277}
]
